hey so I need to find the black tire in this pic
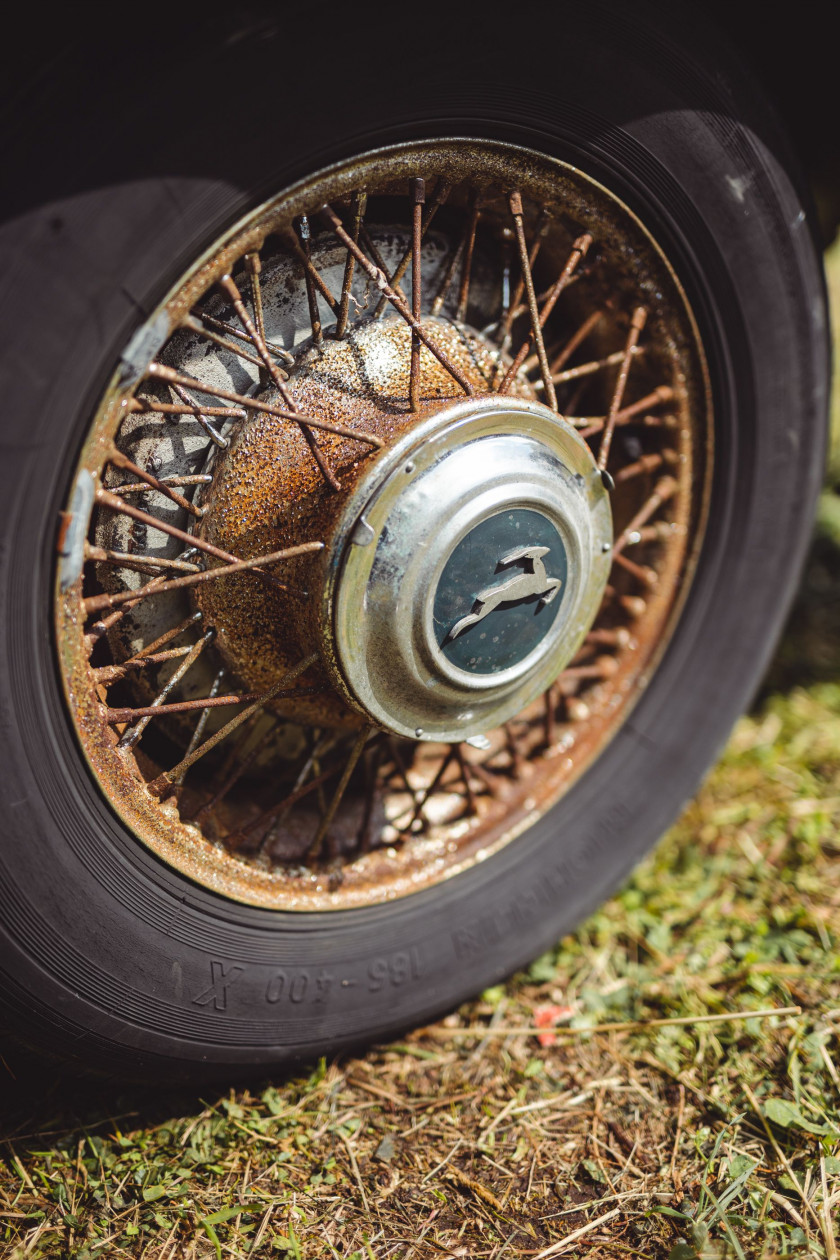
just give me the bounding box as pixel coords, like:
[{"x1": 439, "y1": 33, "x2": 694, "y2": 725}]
[{"x1": 0, "y1": 3, "x2": 828, "y2": 1079}]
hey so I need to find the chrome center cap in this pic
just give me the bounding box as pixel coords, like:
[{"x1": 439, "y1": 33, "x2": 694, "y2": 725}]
[{"x1": 319, "y1": 397, "x2": 612, "y2": 742}]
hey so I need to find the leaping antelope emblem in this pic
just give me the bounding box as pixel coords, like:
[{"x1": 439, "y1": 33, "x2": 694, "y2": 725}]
[{"x1": 448, "y1": 545, "x2": 562, "y2": 641}]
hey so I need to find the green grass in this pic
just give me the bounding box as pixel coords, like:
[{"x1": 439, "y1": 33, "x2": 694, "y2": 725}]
[{"x1": 2, "y1": 247, "x2": 840, "y2": 1260}]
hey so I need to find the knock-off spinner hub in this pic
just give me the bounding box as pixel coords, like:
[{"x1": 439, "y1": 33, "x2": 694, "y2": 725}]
[{"x1": 322, "y1": 397, "x2": 612, "y2": 742}]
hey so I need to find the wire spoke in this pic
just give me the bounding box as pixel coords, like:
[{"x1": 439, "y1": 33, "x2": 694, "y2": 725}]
[
  {"x1": 149, "y1": 653, "x2": 319, "y2": 792},
  {"x1": 547, "y1": 308, "x2": 603, "y2": 375},
  {"x1": 109, "y1": 473, "x2": 213, "y2": 496},
  {"x1": 497, "y1": 207, "x2": 551, "y2": 350},
  {"x1": 596, "y1": 305, "x2": 648, "y2": 472},
  {"x1": 117, "y1": 630, "x2": 214, "y2": 750},
  {"x1": 128, "y1": 396, "x2": 246, "y2": 420},
  {"x1": 169, "y1": 382, "x2": 230, "y2": 448},
  {"x1": 373, "y1": 177, "x2": 453, "y2": 318},
  {"x1": 612, "y1": 476, "x2": 678, "y2": 557},
  {"x1": 84, "y1": 544, "x2": 203, "y2": 575},
  {"x1": 410, "y1": 177, "x2": 424, "y2": 412},
  {"x1": 199, "y1": 311, "x2": 293, "y2": 365},
  {"x1": 503, "y1": 192, "x2": 557, "y2": 409},
  {"x1": 320, "y1": 203, "x2": 475, "y2": 397},
  {"x1": 455, "y1": 193, "x2": 480, "y2": 323},
  {"x1": 173, "y1": 666, "x2": 227, "y2": 789},
  {"x1": 577, "y1": 386, "x2": 674, "y2": 439},
  {"x1": 335, "y1": 191, "x2": 366, "y2": 339},
  {"x1": 83, "y1": 540, "x2": 323, "y2": 616},
  {"x1": 107, "y1": 445, "x2": 203, "y2": 519},
  {"x1": 497, "y1": 230, "x2": 592, "y2": 398},
  {"x1": 145, "y1": 363, "x2": 383, "y2": 448},
  {"x1": 307, "y1": 726, "x2": 372, "y2": 859}
]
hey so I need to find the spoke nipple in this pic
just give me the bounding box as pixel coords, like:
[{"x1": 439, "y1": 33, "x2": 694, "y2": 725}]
[
  {"x1": 601, "y1": 541, "x2": 611, "y2": 553},
  {"x1": 412, "y1": 177, "x2": 426, "y2": 204},
  {"x1": 508, "y1": 190, "x2": 523, "y2": 217},
  {"x1": 415, "y1": 728, "x2": 424, "y2": 739},
  {"x1": 600, "y1": 469, "x2": 615, "y2": 491}
]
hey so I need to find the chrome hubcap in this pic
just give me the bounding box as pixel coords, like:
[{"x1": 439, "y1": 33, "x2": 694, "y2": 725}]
[{"x1": 325, "y1": 396, "x2": 611, "y2": 741}]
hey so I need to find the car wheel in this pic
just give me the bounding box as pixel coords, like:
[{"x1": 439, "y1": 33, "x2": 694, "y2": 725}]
[{"x1": 0, "y1": 4, "x2": 827, "y2": 1078}]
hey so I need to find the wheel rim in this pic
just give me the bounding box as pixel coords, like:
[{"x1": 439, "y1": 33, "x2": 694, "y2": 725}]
[{"x1": 55, "y1": 139, "x2": 711, "y2": 909}]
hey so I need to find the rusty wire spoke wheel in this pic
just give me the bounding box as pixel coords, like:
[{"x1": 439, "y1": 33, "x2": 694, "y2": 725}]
[
  {"x1": 0, "y1": 6, "x2": 828, "y2": 1076},
  {"x1": 57, "y1": 142, "x2": 709, "y2": 909}
]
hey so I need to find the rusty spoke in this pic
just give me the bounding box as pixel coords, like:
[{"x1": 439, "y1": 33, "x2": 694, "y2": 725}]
[
  {"x1": 245, "y1": 251, "x2": 268, "y2": 368},
  {"x1": 497, "y1": 207, "x2": 551, "y2": 350},
  {"x1": 149, "y1": 653, "x2": 319, "y2": 791},
  {"x1": 107, "y1": 445, "x2": 203, "y2": 519},
  {"x1": 335, "y1": 191, "x2": 367, "y2": 339},
  {"x1": 169, "y1": 382, "x2": 230, "y2": 449},
  {"x1": 84, "y1": 550, "x2": 199, "y2": 646},
  {"x1": 497, "y1": 230, "x2": 592, "y2": 399},
  {"x1": 496, "y1": 226, "x2": 514, "y2": 342},
  {"x1": 307, "y1": 726, "x2": 372, "y2": 859},
  {"x1": 109, "y1": 473, "x2": 213, "y2": 496},
  {"x1": 321, "y1": 203, "x2": 475, "y2": 397},
  {"x1": 549, "y1": 345, "x2": 645, "y2": 386},
  {"x1": 245, "y1": 756, "x2": 344, "y2": 852},
  {"x1": 614, "y1": 449, "x2": 678, "y2": 484},
  {"x1": 407, "y1": 747, "x2": 456, "y2": 832},
  {"x1": 597, "y1": 307, "x2": 647, "y2": 471},
  {"x1": 249, "y1": 731, "x2": 338, "y2": 851},
  {"x1": 357, "y1": 742, "x2": 384, "y2": 853},
  {"x1": 430, "y1": 234, "x2": 465, "y2": 318},
  {"x1": 463, "y1": 756, "x2": 501, "y2": 799},
  {"x1": 373, "y1": 177, "x2": 453, "y2": 318},
  {"x1": 547, "y1": 308, "x2": 604, "y2": 375},
  {"x1": 612, "y1": 551, "x2": 658, "y2": 588},
  {"x1": 173, "y1": 667, "x2": 227, "y2": 789},
  {"x1": 586, "y1": 626, "x2": 632, "y2": 648},
  {"x1": 148, "y1": 363, "x2": 383, "y2": 450},
  {"x1": 410, "y1": 177, "x2": 424, "y2": 412},
  {"x1": 129, "y1": 396, "x2": 246, "y2": 420},
  {"x1": 199, "y1": 311, "x2": 293, "y2": 365},
  {"x1": 612, "y1": 475, "x2": 678, "y2": 557},
  {"x1": 577, "y1": 386, "x2": 674, "y2": 438},
  {"x1": 295, "y1": 215, "x2": 325, "y2": 345},
  {"x1": 455, "y1": 193, "x2": 480, "y2": 323},
  {"x1": 83, "y1": 539, "x2": 322, "y2": 616},
  {"x1": 108, "y1": 685, "x2": 323, "y2": 725},
  {"x1": 121, "y1": 610, "x2": 204, "y2": 663},
  {"x1": 502, "y1": 193, "x2": 558, "y2": 409},
  {"x1": 453, "y1": 744, "x2": 478, "y2": 817},
  {"x1": 190, "y1": 717, "x2": 273, "y2": 816},
  {"x1": 84, "y1": 543, "x2": 203, "y2": 575},
  {"x1": 117, "y1": 629, "x2": 214, "y2": 750},
  {"x1": 94, "y1": 643, "x2": 195, "y2": 685},
  {"x1": 504, "y1": 721, "x2": 525, "y2": 778},
  {"x1": 621, "y1": 521, "x2": 674, "y2": 548},
  {"x1": 543, "y1": 687, "x2": 557, "y2": 747},
  {"x1": 385, "y1": 738, "x2": 430, "y2": 830},
  {"x1": 560, "y1": 654, "x2": 620, "y2": 683},
  {"x1": 359, "y1": 224, "x2": 408, "y2": 305},
  {"x1": 184, "y1": 314, "x2": 267, "y2": 371},
  {"x1": 286, "y1": 223, "x2": 339, "y2": 316}
]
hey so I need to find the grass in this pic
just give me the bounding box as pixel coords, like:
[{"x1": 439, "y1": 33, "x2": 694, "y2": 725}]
[{"x1": 2, "y1": 249, "x2": 840, "y2": 1260}]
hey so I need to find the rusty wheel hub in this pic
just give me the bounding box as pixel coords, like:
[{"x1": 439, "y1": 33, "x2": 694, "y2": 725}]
[{"x1": 55, "y1": 140, "x2": 711, "y2": 909}]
